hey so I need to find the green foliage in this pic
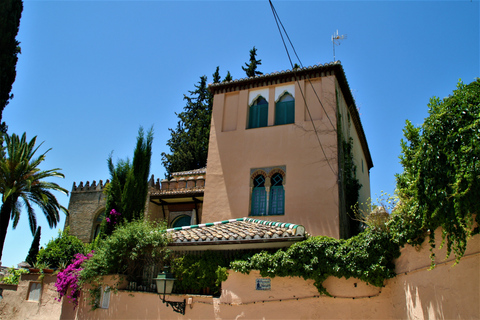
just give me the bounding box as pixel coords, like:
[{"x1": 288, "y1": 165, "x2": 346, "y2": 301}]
[
  {"x1": 171, "y1": 251, "x2": 229, "y2": 296},
  {"x1": 161, "y1": 75, "x2": 214, "y2": 176},
  {"x1": 231, "y1": 228, "x2": 400, "y2": 295},
  {"x1": 342, "y1": 137, "x2": 362, "y2": 236},
  {"x1": 26, "y1": 226, "x2": 41, "y2": 266},
  {"x1": 37, "y1": 227, "x2": 86, "y2": 268},
  {"x1": 223, "y1": 71, "x2": 232, "y2": 82},
  {"x1": 393, "y1": 79, "x2": 480, "y2": 264},
  {"x1": 242, "y1": 46, "x2": 263, "y2": 78},
  {"x1": 80, "y1": 220, "x2": 169, "y2": 285},
  {"x1": 0, "y1": 132, "x2": 68, "y2": 260},
  {"x1": 0, "y1": 0, "x2": 23, "y2": 133},
  {"x1": 104, "y1": 126, "x2": 153, "y2": 234},
  {"x1": 1, "y1": 267, "x2": 28, "y2": 285}
]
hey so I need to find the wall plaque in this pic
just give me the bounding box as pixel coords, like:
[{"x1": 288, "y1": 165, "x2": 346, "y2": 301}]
[{"x1": 255, "y1": 278, "x2": 271, "y2": 290}]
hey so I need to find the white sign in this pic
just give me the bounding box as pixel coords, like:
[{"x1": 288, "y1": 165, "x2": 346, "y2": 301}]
[{"x1": 255, "y1": 278, "x2": 271, "y2": 290}]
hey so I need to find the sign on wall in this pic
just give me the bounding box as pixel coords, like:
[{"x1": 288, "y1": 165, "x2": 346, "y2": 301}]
[{"x1": 255, "y1": 278, "x2": 271, "y2": 290}]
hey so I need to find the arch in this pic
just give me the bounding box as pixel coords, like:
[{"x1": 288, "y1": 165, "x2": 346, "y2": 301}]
[
  {"x1": 250, "y1": 171, "x2": 267, "y2": 216},
  {"x1": 91, "y1": 208, "x2": 105, "y2": 241},
  {"x1": 171, "y1": 214, "x2": 192, "y2": 228},
  {"x1": 275, "y1": 92, "x2": 295, "y2": 125},
  {"x1": 269, "y1": 173, "x2": 285, "y2": 215},
  {"x1": 248, "y1": 95, "x2": 268, "y2": 128}
]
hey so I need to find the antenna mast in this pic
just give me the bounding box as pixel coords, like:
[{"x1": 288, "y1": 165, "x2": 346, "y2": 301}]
[{"x1": 332, "y1": 30, "x2": 347, "y2": 61}]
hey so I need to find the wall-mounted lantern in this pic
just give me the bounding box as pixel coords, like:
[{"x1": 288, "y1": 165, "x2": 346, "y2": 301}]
[{"x1": 154, "y1": 267, "x2": 186, "y2": 315}]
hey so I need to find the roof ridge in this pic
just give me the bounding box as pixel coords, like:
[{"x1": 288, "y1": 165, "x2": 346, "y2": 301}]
[{"x1": 166, "y1": 217, "x2": 303, "y2": 233}]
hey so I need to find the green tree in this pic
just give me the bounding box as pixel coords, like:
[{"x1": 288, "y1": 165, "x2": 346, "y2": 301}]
[
  {"x1": 0, "y1": 133, "x2": 68, "y2": 260},
  {"x1": 394, "y1": 79, "x2": 480, "y2": 263},
  {"x1": 161, "y1": 74, "x2": 214, "y2": 177},
  {"x1": 242, "y1": 46, "x2": 263, "y2": 78},
  {"x1": 37, "y1": 227, "x2": 86, "y2": 268},
  {"x1": 25, "y1": 226, "x2": 41, "y2": 266},
  {"x1": 104, "y1": 127, "x2": 153, "y2": 233},
  {"x1": 223, "y1": 71, "x2": 232, "y2": 82},
  {"x1": 0, "y1": 0, "x2": 23, "y2": 133}
]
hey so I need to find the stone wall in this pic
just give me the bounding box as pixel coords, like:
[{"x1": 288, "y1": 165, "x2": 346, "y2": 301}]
[{"x1": 65, "y1": 180, "x2": 107, "y2": 243}]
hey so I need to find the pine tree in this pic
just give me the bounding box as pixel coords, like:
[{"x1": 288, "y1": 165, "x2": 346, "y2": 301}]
[
  {"x1": 162, "y1": 70, "x2": 220, "y2": 177},
  {"x1": 223, "y1": 71, "x2": 232, "y2": 82},
  {"x1": 242, "y1": 46, "x2": 263, "y2": 78},
  {"x1": 26, "y1": 226, "x2": 41, "y2": 266},
  {"x1": 0, "y1": 0, "x2": 23, "y2": 133}
]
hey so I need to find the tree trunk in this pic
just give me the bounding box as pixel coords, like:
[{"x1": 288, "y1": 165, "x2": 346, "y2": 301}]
[{"x1": 0, "y1": 199, "x2": 13, "y2": 261}]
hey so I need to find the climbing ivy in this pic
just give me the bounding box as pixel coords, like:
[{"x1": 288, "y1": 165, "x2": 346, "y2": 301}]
[
  {"x1": 392, "y1": 79, "x2": 480, "y2": 264},
  {"x1": 230, "y1": 228, "x2": 400, "y2": 295}
]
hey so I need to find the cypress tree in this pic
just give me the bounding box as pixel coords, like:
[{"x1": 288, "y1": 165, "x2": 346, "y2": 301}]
[
  {"x1": 0, "y1": 0, "x2": 23, "y2": 133},
  {"x1": 103, "y1": 127, "x2": 153, "y2": 235},
  {"x1": 242, "y1": 46, "x2": 263, "y2": 78},
  {"x1": 26, "y1": 226, "x2": 41, "y2": 266}
]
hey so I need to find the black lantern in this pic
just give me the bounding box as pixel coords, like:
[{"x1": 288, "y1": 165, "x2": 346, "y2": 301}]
[{"x1": 154, "y1": 266, "x2": 186, "y2": 315}]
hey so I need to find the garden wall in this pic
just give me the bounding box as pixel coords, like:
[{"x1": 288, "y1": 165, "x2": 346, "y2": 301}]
[
  {"x1": 64, "y1": 233, "x2": 480, "y2": 320},
  {"x1": 1, "y1": 233, "x2": 478, "y2": 319}
]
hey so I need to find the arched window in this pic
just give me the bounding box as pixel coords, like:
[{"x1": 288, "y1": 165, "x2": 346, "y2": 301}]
[
  {"x1": 248, "y1": 96, "x2": 268, "y2": 129},
  {"x1": 172, "y1": 215, "x2": 192, "y2": 228},
  {"x1": 275, "y1": 93, "x2": 295, "y2": 125},
  {"x1": 92, "y1": 210, "x2": 105, "y2": 241},
  {"x1": 269, "y1": 173, "x2": 285, "y2": 215},
  {"x1": 251, "y1": 174, "x2": 267, "y2": 216}
]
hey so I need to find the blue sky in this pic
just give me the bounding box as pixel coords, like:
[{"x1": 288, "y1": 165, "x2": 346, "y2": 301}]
[{"x1": 2, "y1": 0, "x2": 478, "y2": 267}]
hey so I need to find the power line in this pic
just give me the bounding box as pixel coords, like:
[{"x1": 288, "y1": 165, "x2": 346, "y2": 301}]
[{"x1": 268, "y1": 0, "x2": 337, "y2": 175}]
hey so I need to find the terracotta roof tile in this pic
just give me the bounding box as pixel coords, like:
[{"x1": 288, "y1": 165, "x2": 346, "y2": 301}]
[{"x1": 167, "y1": 217, "x2": 305, "y2": 246}]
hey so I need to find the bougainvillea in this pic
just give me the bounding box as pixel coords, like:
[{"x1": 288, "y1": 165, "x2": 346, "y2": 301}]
[
  {"x1": 54, "y1": 251, "x2": 93, "y2": 308},
  {"x1": 106, "y1": 209, "x2": 121, "y2": 225}
]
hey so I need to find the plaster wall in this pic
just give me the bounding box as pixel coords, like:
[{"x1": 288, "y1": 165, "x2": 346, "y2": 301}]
[
  {"x1": 0, "y1": 274, "x2": 61, "y2": 320},
  {"x1": 204, "y1": 76, "x2": 362, "y2": 238},
  {"x1": 62, "y1": 233, "x2": 479, "y2": 319},
  {"x1": 335, "y1": 79, "x2": 371, "y2": 208}
]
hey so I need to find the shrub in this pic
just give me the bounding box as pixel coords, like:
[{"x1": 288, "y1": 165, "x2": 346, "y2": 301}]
[
  {"x1": 1, "y1": 267, "x2": 29, "y2": 285},
  {"x1": 37, "y1": 227, "x2": 86, "y2": 268}
]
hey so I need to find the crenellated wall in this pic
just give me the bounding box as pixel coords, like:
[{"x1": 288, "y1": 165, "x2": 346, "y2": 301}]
[{"x1": 65, "y1": 180, "x2": 108, "y2": 242}]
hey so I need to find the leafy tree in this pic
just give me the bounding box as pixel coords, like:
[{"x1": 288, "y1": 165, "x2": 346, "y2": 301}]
[
  {"x1": 0, "y1": 0, "x2": 23, "y2": 133},
  {"x1": 242, "y1": 46, "x2": 263, "y2": 78},
  {"x1": 0, "y1": 132, "x2": 68, "y2": 260},
  {"x1": 103, "y1": 126, "x2": 153, "y2": 234},
  {"x1": 25, "y1": 226, "x2": 41, "y2": 266},
  {"x1": 393, "y1": 79, "x2": 480, "y2": 263},
  {"x1": 162, "y1": 74, "x2": 215, "y2": 176},
  {"x1": 223, "y1": 71, "x2": 232, "y2": 82},
  {"x1": 37, "y1": 227, "x2": 86, "y2": 268}
]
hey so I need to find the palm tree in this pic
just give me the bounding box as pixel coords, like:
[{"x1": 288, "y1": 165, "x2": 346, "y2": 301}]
[{"x1": 0, "y1": 132, "x2": 68, "y2": 260}]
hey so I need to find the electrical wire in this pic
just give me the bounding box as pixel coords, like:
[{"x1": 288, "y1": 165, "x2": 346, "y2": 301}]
[{"x1": 268, "y1": 0, "x2": 337, "y2": 175}]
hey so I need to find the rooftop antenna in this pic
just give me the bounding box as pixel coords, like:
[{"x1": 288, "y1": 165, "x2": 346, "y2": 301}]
[{"x1": 332, "y1": 30, "x2": 347, "y2": 61}]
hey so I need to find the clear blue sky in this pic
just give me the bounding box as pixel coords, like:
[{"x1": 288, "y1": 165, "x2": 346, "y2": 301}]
[{"x1": 2, "y1": 0, "x2": 478, "y2": 267}]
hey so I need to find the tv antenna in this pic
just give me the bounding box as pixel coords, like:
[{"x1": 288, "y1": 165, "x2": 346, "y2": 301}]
[{"x1": 332, "y1": 30, "x2": 347, "y2": 61}]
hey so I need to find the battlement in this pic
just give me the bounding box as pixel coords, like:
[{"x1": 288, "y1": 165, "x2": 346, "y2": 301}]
[{"x1": 72, "y1": 180, "x2": 109, "y2": 192}]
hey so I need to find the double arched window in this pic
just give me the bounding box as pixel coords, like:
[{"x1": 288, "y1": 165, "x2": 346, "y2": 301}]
[
  {"x1": 275, "y1": 92, "x2": 295, "y2": 125},
  {"x1": 248, "y1": 96, "x2": 268, "y2": 128},
  {"x1": 250, "y1": 168, "x2": 285, "y2": 216}
]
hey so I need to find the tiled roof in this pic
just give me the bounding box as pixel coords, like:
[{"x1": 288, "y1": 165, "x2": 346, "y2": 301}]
[
  {"x1": 167, "y1": 217, "x2": 305, "y2": 246},
  {"x1": 171, "y1": 168, "x2": 206, "y2": 177},
  {"x1": 149, "y1": 187, "x2": 204, "y2": 197}
]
